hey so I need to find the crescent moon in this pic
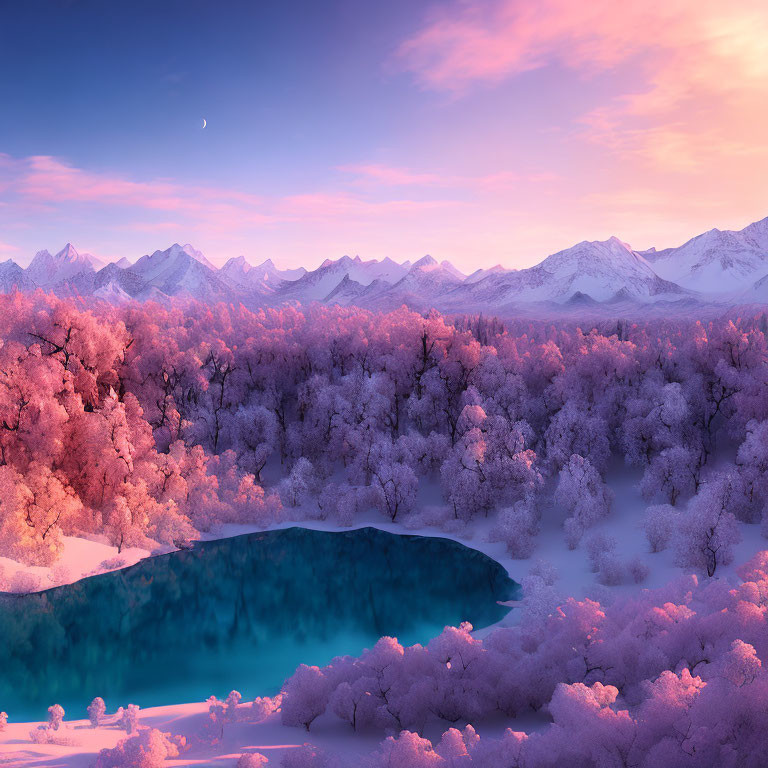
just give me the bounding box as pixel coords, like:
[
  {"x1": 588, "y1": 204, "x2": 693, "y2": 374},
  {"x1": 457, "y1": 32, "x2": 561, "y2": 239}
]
[{"x1": 202, "y1": 118, "x2": 207, "y2": 129}]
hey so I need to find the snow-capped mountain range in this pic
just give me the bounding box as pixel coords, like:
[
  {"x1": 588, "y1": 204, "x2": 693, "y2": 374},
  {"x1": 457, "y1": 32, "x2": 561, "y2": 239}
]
[{"x1": 8, "y1": 217, "x2": 768, "y2": 315}]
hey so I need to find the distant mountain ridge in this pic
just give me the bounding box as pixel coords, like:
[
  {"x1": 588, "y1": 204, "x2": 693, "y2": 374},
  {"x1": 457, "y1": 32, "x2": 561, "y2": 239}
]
[{"x1": 8, "y1": 217, "x2": 768, "y2": 315}]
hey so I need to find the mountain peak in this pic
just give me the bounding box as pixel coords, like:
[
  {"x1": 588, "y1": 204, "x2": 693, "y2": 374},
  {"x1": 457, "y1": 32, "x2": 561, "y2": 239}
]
[
  {"x1": 440, "y1": 260, "x2": 466, "y2": 279},
  {"x1": 146, "y1": 243, "x2": 217, "y2": 271},
  {"x1": 412, "y1": 255, "x2": 438, "y2": 269},
  {"x1": 606, "y1": 235, "x2": 627, "y2": 246},
  {"x1": 56, "y1": 242, "x2": 80, "y2": 260},
  {"x1": 222, "y1": 255, "x2": 250, "y2": 272}
]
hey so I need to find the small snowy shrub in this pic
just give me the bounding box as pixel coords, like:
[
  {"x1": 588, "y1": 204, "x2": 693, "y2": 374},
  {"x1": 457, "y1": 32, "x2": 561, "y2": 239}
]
[
  {"x1": 529, "y1": 559, "x2": 559, "y2": 586},
  {"x1": 118, "y1": 704, "x2": 140, "y2": 734},
  {"x1": 9, "y1": 571, "x2": 42, "y2": 594},
  {"x1": 643, "y1": 504, "x2": 678, "y2": 553},
  {"x1": 29, "y1": 725, "x2": 80, "y2": 746},
  {"x1": 224, "y1": 690, "x2": 242, "y2": 721},
  {"x1": 95, "y1": 728, "x2": 185, "y2": 768},
  {"x1": 489, "y1": 501, "x2": 540, "y2": 559},
  {"x1": 405, "y1": 504, "x2": 470, "y2": 537},
  {"x1": 88, "y1": 697, "x2": 106, "y2": 728},
  {"x1": 318, "y1": 483, "x2": 369, "y2": 526},
  {"x1": 237, "y1": 753, "x2": 269, "y2": 768},
  {"x1": 252, "y1": 695, "x2": 281, "y2": 721},
  {"x1": 49, "y1": 563, "x2": 73, "y2": 587},
  {"x1": 563, "y1": 517, "x2": 583, "y2": 550},
  {"x1": 520, "y1": 574, "x2": 562, "y2": 625},
  {"x1": 47, "y1": 704, "x2": 65, "y2": 730},
  {"x1": 278, "y1": 458, "x2": 316, "y2": 508},
  {"x1": 585, "y1": 533, "x2": 618, "y2": 573},
  {"x1": 628, "y1": 557, "x2": 650, "y2": 584},
  {"x1": 206, "y1": 695, "x2": 226, "y2": 738},
  {"x1": 596, "y1": 553, "x2": 625, "y2": 586},
  {"x1": 281, "y1": 744, "x2": 329, "y2": 767},
  {"x1": 556, "y1": 454, "x2": 613, "y2": 548}
]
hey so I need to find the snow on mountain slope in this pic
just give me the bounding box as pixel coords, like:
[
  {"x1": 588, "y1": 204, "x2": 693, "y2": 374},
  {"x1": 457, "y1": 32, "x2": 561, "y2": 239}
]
[
  {"x1": 94, "y1": 263, "x2": 149, "y2": 298},
  {"x1": 443, "y1": 237, "x2": 684, "y2": 307},
  {"x1": 220, "y1": 256, "x2": 276, "y2": 294},
  {"x1": 440, "y1": 260, "x2": 466, "y2": 280},
  {"x1": 129, "y1": 244, "x2": 230, "y2": 300},
  {"x1": 273, "y1": 259, "x2": 356, "y2": 302},
  {"x1": 274, "y1": 255, "x2": 407, "y2": 303},
  {"x1": 352, "y1": 255, "x2": 465, "y2": 311},
  {"x1": 220, "y1": 256, "x2": 307, "y2": 294},
  {"x1": 643, "y1": 217, "x2": 768, "y2": 292},
  {"x1": 0, "y1": 260, "x2": 36, "y2": 292},
  {"x1": 93, "y1": 281, "x2": 133, "y2": 304},
  {"x1": 398, "y1": 255, "x2": 465, "y2": 290},
  {"x1": 256, "y1": 259, "x2": 307, "y2": 282},
  {"x1": 323, "y1": 275, "x2": 394, "y2": 306},
  {"x1": 15, "y1": 216, "x2": 768, "y2": 312},
  {"x1": 315, "y1": 255, "x2": 410, "y2": 285},
  {"x1": 25, "y1": 243, "x2": 100, "y2": 288},
  {"x1": 78, "y1": 251, "x2": 107, "y2": 271},
  {"x1": 464, "y1": 264, "x2": 512, "y2": 284},
  {"x1": 741, "y1": 269, "x2": 768, "y2": 304}
]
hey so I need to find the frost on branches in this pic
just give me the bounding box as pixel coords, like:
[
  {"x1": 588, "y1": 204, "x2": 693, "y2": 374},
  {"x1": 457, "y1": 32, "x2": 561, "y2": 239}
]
[
  {"x1": 0, "y1": 295, "x2": 766, "y2": 569},
  {"x1": 278, "y1": 551, "x2": 768, "y2": 768}
]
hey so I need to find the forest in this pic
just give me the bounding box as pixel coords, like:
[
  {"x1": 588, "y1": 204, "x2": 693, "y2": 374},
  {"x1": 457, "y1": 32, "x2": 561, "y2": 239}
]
[{"x1": 2, "y1": 294, "x2": 768, "y2": 765}]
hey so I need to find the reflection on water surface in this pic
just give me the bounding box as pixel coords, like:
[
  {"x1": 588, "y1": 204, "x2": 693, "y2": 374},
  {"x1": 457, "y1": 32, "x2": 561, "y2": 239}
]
[{"x1": 0, "y1": 527, "x2": 517, "y2": 720}]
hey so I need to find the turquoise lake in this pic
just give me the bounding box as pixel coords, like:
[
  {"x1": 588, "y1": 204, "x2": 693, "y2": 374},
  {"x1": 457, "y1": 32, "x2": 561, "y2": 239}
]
[{"x1": 0, "y1": 527, "x2": 517, "y2": 721}]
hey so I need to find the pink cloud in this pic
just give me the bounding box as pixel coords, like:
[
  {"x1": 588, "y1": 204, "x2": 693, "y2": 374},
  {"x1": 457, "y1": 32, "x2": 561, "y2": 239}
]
[
  {"x1": 395, "y1": 0, "x2": 768, "y2": 175},
  {"x1": 394, "y1": 0, "x2": 658, "y2": 92},
  {"x1": 15, "y1": 156, "x2": 269, "y2": 218},
  {"x1": 0, "y1": 154, "x2": 466, "y2": 244}
]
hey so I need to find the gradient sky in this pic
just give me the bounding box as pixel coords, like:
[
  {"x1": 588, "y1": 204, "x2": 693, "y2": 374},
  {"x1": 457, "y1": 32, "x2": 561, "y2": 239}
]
[{"x1": 2, "y1": 0, "x2": 768, "y2": 270}]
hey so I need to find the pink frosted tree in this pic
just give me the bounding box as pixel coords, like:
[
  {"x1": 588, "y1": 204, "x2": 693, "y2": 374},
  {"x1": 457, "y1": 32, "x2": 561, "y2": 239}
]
[
  {"x1": 87, "y1": 697, "x2": 107, "y2": 728},
  {"x1": 640, "y1": 445, "x2": 698, "y2": 505},
  {"x1": 280, "y1": 665, "x2": 332, "y2": 731},
  {"x1": 675, "y1": 473, "x2": 742, "y2": 576},
  {"x1": 95, "y1": 728, "x2": 185, "y2": 768},
  {"x1": 119, "y1": 704, "x2": 140, "y2": 735},
  {"x1": 278, "y1": 458, "x2": 316, "y2": 509},
  {"x1": 371, "y1": 458, "x2": 417, "y2": 522},
  {"x1": 489, "y1": 500, "x2": 540, "y2": 559},
  {"x1": 47, "y1": 704, "x2": 65, "y2": 730},
  {"x1": 555, "y1": 454, "x2": 613, "y2": 548},
  {"x1": 236, "y1": 754, "x2": 269, "y2": 768},
  {"x1": 372, "y1": 731, "x2": 444, "y2": 768},
  {"x1": 643, "y1": 504, "x2": 679, "y2": 552}
]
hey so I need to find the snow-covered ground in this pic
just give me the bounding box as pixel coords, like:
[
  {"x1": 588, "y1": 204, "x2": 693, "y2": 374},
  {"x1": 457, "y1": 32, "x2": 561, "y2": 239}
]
[
  {"x1": 0, "y1": 536, "x2": 155, "y2": 594},
  {"x1": 0, "y1": 703, "x2": 375, "y2": 768},
  {"x1": 1, "y1": 463, "x2": 766, "y2": 766},
  {"x1": 5, "y1": 461, "x2": 761, "y2": 606}
]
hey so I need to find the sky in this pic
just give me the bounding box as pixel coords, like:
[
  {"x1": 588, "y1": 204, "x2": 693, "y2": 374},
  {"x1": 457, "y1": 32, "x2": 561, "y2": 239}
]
[{"x1": 1, "y1": 0, "x2": 768, "y2": 270}]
